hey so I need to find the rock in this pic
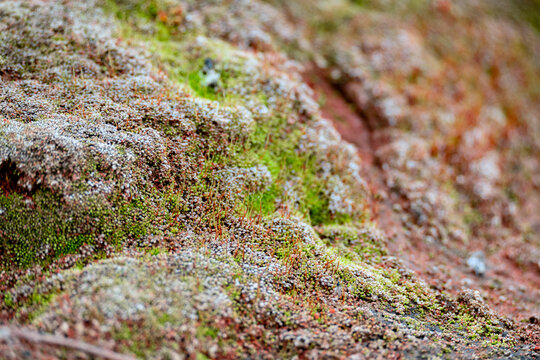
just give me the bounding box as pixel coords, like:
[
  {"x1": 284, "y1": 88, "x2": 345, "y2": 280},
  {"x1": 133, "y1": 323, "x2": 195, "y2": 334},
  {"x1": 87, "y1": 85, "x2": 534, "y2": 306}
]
[
  {"x1": 201, "y1": 57, "x2": 219, "y2": 88},
  {"x1": 201, "y1": 68, "x2": 220, "y2": 88},
  {"x1": 467, "y1": 251, "x2": 487, "y2": 276},
  {"x1": 203, "y1": 57, "x2": 215, "y2": 72},
  {"x1": 293, "y1": 334, "x2": 311, "y2": 349}
]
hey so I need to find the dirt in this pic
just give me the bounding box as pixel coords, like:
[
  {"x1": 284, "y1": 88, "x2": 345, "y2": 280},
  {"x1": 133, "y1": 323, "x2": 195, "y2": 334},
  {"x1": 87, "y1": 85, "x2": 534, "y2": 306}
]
[{"x1": 303, "y1": 64, "x2": 540, "y2": 326}]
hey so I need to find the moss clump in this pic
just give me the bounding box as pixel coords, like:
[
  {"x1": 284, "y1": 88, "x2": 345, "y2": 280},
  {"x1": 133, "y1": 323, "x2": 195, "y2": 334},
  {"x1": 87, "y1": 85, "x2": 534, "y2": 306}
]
[
  {"x1": 3, "y1": 292, "x2": 15, "y2": 308},
  {"x1": 102, "y1": 0, "x2": 368, "y2": 228},
  {"x1": 0, "y1": 184, "x2": 184, "y2": 270},
  {"x1": 317, "y1": 224, "x2": 387, "y2": 263},
  {"x1": 235, "y1": 118, "x2": 361, "y2": 225},
  {"x1": 0, "y1": 190, "x2": 114, "y2": 269}
]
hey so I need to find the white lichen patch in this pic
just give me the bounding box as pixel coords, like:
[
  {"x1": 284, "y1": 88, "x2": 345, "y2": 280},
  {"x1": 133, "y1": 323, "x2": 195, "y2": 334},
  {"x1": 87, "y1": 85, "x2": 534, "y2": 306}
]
[{"x1": 218, "y1": 165, "x2": 272, "y2": 194}]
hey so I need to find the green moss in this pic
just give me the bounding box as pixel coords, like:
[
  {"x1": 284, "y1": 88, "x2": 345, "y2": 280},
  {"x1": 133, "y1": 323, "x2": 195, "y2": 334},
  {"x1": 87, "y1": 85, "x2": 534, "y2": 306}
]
[
  {"x1": 3, "y1": 276, "x2": 64, "y2": 320},
  {"x1": 238, "y1": 119, "x2": 354, "y2": 225},
  {"x1": 104, "y1": 0, "x2": 362, "y2": 227},
  {"x1": 3, "y1": 292, "x2": 14, "y2": 308},
  {"x1": 3, "y1": 0, "x2": 365, "y2": 305},
  {"x1": 104, "y1": 0, "x2": 160, "y2": 23},
  {"x1": 317, "y1": 225, "x2": 386, "y2": 264},
  {"x1": 463, "y1": 206, "x2": 483, "y2": 227},
  {"x1": 26, "y1": 291, "x2": 55, "y2": 321},
  {"x1": 196, "y1": 325, "x2": 219, "y2": 340},
  {"x1": 115, "y1": 323, "x2": 149, "y2": 357},
  {"x1": 104, "y1": 0, "x2": 245, "y2": 103},
  {"x1": 187, "y1": 70, "x2": 218, "y2": 100},
  {"x1": 351, "y1": 0, "x2": 367, "y2": 6},
  {"x1": 245, "y1": 184, "x2": 280, "y2": 216},
  {"x1": 0, "y1": 190, "x2": 115, "y2": 269},
  {"x1": 0, "y1": 183, "x2": 182, "y2": 270},
  {"x1": 500, "y1": 0, "x2": 540, "y2": 33}
]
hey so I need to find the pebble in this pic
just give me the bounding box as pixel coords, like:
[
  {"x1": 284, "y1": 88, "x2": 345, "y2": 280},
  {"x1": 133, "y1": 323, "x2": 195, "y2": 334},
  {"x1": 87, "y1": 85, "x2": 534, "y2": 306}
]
[{"x1": 467, "y1": 251, "x2": 486, "y2": 276}]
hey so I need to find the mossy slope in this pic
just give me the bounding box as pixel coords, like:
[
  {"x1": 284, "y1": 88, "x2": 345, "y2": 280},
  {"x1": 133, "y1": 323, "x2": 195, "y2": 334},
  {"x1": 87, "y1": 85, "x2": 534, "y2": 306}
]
[{"x1": 0, "y1": 0, "x2": 537, "y2": 359}]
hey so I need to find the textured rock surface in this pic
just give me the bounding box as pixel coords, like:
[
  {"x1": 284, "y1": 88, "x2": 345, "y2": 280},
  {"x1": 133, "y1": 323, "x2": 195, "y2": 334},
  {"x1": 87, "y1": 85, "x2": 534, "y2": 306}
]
[{"x1": 0, "y1": 0, "x2": 539, "y2": 359}]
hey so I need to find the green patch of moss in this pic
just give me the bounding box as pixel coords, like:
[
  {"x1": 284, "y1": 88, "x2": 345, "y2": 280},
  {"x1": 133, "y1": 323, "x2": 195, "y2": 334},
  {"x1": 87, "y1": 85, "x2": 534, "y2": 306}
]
[
  {"x1": 196, "y1": 325, "x2": 219, "y2": 340},
  {"x1": 0, "y1": 184, "x2": 184, "y2": 270},
  {"x1": 104, "y1": 1, "x2": 245, "y2": 103},
  {"x1": 317, "y1": 225, "x2": 386, "y2": 264},
  {"x1": 245, "y1": 183, "x2": 280, "y2": 216},
  {"x1": 25, "y1": 291, "x2": 56, "y2": 321},
  {"x1": 3, "y1": 292, "x2": 14, "y2": 309},
  {"x1": 463, "y1": 206, "x2": 483, "y2": 228},
  {"x1": 0, "y1": 190, "x2": 115, "y2": 269},
  {"x1": 115, "y1": 323, "x2": 150, "y2": 358},
  {"x1": 237, "y1": 119, "x2": 354, "y2": 225},
  {"x1": 4, "y1": 276, "x2": 65, "y2": 321}
]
